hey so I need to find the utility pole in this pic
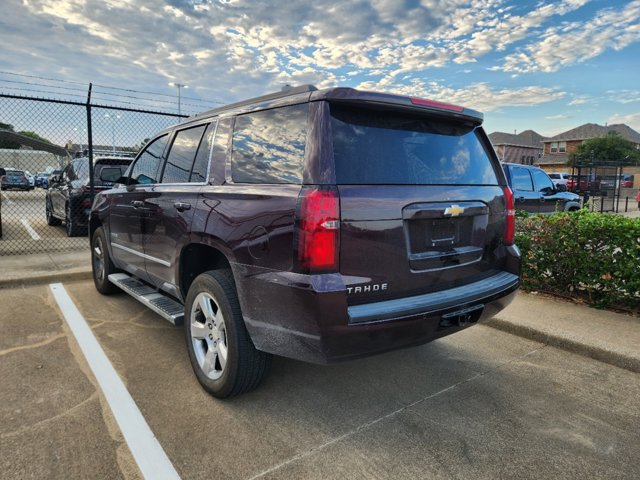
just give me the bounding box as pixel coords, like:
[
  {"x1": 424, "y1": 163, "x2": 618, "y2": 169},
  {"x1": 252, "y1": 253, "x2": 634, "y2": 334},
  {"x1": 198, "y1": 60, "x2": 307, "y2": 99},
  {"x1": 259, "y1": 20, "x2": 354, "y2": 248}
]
[{"x1": 169, "y1": 82, "x2": 188, "y2": 116}]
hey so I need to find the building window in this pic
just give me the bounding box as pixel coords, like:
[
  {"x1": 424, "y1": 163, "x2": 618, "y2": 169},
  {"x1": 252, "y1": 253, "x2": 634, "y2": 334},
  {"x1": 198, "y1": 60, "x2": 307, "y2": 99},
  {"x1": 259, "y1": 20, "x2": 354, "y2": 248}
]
[
  {"x1": 550, "y1": 142, "x2": 558, "y2": 153},
  {"x1": 558, "y1": 141, "x2": 566, "y2": 153}
]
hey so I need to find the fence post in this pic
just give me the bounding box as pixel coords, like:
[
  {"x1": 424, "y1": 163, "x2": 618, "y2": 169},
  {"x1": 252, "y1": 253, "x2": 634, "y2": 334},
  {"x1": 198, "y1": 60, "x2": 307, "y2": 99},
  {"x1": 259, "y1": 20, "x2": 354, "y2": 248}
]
[{"x1": 86, "y1": 84, "x2": 95, "y2": 206}]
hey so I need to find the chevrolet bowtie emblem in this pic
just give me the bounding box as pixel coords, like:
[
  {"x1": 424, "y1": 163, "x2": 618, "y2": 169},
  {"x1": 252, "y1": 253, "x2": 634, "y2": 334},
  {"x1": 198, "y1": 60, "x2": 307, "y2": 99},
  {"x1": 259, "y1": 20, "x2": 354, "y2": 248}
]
[{"x1": 444, "y1": 205, "x2": 465, "y2": 217}]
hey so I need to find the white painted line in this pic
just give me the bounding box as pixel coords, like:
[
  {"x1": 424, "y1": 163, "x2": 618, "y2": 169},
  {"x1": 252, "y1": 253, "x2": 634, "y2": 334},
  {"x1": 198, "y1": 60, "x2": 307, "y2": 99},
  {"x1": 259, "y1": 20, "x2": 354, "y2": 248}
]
[
  {"x1": 49, "y1": 283, "x2": 181, "y2": 480},
  {"x1": 20, "y1": 219, "x2": 41, "y2": 240},
  {"x1": 1, "y1": 192, "x2": 14, "y2": 205}
]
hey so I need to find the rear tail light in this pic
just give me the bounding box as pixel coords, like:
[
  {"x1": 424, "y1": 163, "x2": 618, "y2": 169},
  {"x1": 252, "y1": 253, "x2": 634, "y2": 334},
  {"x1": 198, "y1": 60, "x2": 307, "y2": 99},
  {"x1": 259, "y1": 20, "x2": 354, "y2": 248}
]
[
  {"x1": 296, "y1": 187, "x2": 340, "y2": 273},
  {"x1": 503, "y1": 186, "x2": 515, "y2": 246}
]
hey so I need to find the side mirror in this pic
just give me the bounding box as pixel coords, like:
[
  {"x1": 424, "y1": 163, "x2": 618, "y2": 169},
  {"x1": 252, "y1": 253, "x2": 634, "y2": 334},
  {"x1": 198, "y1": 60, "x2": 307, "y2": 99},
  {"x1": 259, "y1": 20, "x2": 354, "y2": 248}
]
[{"x1": 115, "y1": 175, "x2": 130, "y2": 186}]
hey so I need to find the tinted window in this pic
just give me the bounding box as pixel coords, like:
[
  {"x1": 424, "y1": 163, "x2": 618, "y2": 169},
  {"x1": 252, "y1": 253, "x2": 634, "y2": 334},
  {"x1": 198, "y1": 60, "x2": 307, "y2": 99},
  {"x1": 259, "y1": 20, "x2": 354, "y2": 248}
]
[
  {"x1": 162, "y1": 125, "x2": 208, "y2": 183},
  {"x1": 548, "y1": 173, "x2": 560, "y2": 179},
  {"x1": 190, "y1": 122, "x2": 215, "y2": 183},
  {"x1": 532, "y1": 168, "x2": 554, "y2": 192},
  {"x1": 231, "y1": 104, "x2": 307, "y2": 184},
  {"x1": 331, "y1": 105, "x2": 498, "y2": 185},
  {"x1": 511, "y1": 167, "x2": 533, "y2": 191},
  {"x1": 130, "y1": 135, "x2": 169, "y2": 185}
]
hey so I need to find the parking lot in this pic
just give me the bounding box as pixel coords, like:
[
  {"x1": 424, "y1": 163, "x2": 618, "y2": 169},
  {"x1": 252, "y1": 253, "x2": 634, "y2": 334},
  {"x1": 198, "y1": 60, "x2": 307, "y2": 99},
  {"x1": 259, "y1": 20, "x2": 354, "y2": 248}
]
[
  {"x1": 2, "y1": 280, "x2": 639, "y2": 479},
  {"x1": 0, "y1": 189, "x2": 86, "y2": 255}
]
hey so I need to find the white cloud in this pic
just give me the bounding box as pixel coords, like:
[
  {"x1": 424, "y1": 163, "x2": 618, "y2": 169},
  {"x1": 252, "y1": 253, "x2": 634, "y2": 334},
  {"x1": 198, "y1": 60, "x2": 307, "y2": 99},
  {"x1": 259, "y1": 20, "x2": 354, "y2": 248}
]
[
  {"x1": 608, "y1": 112, "x2": 640, "y2": 131},
  {"x1": 568, "y1": 97, "x2": 589, "y2": 106},
  {"x1": 546, "y1": 114, "x2": 570, "y2": 120},
  {"x1": 607, "y1": 90, "x2": 640, "y2": 104},
  {"x1": 497, "y1": 1, "x2": 640, "y2": 73}
]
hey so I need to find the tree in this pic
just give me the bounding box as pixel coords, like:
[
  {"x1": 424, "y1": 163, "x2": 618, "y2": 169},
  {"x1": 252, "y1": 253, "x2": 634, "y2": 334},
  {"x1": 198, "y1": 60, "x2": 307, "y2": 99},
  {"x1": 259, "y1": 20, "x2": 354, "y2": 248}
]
[
  {"x1": 569, "y1": 132, "x2": 640, "y2": 166},
  {"x1": 0, "y1": 122, "x2": 20, "y2": 149},
  {"x1": 18, "y1": 131, "x2": 52, "y2": 144}
]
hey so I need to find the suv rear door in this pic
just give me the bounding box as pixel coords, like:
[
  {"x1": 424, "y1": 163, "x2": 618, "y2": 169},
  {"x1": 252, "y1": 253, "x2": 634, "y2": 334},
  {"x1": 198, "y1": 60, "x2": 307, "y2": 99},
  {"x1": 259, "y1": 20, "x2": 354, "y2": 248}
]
[
  {"x1": 329, "y1": 103, "x2": 509, "y2": 305},
  {"x1": 142, "y1": 122, "x2": 214, "y2": 293}
]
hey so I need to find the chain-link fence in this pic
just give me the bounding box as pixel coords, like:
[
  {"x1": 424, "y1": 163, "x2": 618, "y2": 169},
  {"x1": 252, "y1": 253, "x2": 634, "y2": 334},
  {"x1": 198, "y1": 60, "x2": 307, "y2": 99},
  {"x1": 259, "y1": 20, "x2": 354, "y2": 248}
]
[{"x1": 0, "y1": 91, "x2": 185, "y2": 256}]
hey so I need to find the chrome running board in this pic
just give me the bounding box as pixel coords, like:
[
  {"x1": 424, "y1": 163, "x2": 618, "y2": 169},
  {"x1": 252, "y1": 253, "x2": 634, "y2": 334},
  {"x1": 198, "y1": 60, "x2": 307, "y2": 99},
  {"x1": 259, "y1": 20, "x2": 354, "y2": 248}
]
[{"x1": 108, "y1": 273, "x2": 184, "y2": 325}]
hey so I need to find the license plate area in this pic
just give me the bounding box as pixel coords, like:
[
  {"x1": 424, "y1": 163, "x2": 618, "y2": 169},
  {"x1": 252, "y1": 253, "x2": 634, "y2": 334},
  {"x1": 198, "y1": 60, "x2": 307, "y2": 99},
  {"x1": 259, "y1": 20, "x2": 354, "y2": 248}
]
[{"x1": 403, "y1": 202, "x2": 488, "y2": 271}]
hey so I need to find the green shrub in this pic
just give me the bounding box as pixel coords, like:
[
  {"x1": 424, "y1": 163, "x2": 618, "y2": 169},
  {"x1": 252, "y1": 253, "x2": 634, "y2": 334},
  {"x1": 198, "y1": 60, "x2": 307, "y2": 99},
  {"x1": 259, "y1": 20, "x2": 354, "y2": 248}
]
[{"x1": 515, "y1": 210, "x2": 640, "y2": 310}]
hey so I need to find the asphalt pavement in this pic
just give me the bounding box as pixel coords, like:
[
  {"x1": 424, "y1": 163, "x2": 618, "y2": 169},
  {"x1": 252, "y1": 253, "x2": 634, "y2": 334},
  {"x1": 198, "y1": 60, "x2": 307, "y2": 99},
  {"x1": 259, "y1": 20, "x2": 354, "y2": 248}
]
[{"x1": 1, "y1": 251, "x2": 639, "y2": 479}]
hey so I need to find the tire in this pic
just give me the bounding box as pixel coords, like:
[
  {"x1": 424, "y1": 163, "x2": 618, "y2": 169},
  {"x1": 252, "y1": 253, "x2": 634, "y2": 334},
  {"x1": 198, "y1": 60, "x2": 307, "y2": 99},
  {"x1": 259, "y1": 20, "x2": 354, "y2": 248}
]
[
  {"x1": 91, "y1": 227, "x2": 119, "y2": 295},
  {"x1": 46, "y1": 199, "x2": 61, "y2": 226},
  {"x1": 65, "y1": 204, "x2": 84, "y2": 237},
  {"x1": 184, "y1": 270, "x2": 271, "y2": 398}
]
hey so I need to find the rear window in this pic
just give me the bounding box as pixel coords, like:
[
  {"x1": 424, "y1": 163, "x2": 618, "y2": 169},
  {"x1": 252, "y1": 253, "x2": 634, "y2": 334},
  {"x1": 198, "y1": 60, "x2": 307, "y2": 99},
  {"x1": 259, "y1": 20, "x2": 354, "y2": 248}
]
[
  {"x1": 330, "y1": 105, "x2": 499, "y2": 185},
  {"x1": 231, "y1": 104, "x2": 307, "y2": 184}
]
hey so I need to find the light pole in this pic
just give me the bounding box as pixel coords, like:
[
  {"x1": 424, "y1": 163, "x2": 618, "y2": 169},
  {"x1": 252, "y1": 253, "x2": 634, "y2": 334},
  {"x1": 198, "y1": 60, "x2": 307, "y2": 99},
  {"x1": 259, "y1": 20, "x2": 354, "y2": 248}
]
[
  {"x1": 105, "y1": 113, "x2": 121, "y2": 153},
  {"x1": 74, "y1": 127, "x2": 87, "y2": 154},
  {"x1": 169, "y1": 82, "x2": 188, "y2": 116}
]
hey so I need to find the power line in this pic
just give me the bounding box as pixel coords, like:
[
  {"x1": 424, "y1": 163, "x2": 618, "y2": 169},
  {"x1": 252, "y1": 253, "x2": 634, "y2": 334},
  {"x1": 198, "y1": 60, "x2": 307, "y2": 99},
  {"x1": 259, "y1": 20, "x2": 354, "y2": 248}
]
[{"x1": 0, "y1": 70, "x2": 225, "y2": 106}]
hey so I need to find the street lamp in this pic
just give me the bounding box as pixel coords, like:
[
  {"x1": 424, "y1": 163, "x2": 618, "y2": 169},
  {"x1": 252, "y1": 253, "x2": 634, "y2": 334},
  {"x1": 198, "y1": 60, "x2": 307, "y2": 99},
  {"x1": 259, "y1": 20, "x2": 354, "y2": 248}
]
[
  {"x1": 74, "y1": 127, "x2": 87, "y2": 155},
  {"x1": 169, "y1": 82, "x2": 188, "y2": 116},
  {"x1": 104, "y1": 113, "x2": 121, "y2": 153}
]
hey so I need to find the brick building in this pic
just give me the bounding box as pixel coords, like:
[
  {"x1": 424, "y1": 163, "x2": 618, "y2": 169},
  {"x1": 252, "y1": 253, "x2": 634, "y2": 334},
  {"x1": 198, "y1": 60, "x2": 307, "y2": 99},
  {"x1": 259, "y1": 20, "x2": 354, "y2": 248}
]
[
  {"x1": 539, "y1": 123, "x2": 640, "y2": 169},
  {"x1": 488, "y1": 130, "x2": 546, "y2": 165}
]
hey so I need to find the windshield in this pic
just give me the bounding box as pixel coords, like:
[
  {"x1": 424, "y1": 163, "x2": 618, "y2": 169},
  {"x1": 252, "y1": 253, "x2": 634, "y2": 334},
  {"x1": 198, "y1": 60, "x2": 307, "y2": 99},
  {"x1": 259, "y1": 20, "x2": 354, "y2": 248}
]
[{"x1": 330, "y1": 104, "x2": 499, "y2": 185}]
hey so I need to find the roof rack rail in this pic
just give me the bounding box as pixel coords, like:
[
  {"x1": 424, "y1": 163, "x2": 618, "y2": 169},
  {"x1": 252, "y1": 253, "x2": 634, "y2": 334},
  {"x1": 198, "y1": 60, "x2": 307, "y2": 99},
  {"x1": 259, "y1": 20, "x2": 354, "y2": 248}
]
[{"x1": 191, "y1": 84, "x2": 317, "y2": 119}]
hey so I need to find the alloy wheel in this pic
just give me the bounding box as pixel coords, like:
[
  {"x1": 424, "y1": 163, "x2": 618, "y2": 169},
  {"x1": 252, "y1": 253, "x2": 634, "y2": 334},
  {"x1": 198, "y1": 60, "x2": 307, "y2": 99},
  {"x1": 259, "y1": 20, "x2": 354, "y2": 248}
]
[{"x1": 190, "y1": 292, "x2": 228, "y2": 380}]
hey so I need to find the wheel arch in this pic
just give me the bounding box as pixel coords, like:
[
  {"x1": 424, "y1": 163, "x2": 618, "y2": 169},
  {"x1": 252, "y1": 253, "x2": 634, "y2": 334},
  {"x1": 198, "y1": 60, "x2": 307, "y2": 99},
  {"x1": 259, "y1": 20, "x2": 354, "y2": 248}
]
[{"x1": 179, "y1": 242, "x2": 233, "y2": 299}]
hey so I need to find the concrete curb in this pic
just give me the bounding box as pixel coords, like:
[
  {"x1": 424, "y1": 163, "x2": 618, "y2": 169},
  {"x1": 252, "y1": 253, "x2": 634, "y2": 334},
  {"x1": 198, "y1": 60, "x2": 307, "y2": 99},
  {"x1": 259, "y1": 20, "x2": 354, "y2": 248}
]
[
  {"x1": 485, "y1": 316, "x2": 640, "y2": 374},
  {"x1": 0, "y1": 268, "x2": 93, "y2": 289}
]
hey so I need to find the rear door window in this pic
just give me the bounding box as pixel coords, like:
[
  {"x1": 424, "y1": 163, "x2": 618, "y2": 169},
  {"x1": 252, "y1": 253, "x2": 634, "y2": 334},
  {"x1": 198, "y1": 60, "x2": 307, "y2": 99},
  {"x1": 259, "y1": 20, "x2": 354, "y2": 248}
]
[
  {"x1": 231, "y1": 104, "x2": 307, "y2": 184},
  {"x1": 330, "y1": 105, "x2": 498, "y2": 185},
  {"x1": 161, "y1": 124, "x2": 209, "y2": 184},
  {"x1": 511, "y1": 167, "x2": 534, "y2": 191}
]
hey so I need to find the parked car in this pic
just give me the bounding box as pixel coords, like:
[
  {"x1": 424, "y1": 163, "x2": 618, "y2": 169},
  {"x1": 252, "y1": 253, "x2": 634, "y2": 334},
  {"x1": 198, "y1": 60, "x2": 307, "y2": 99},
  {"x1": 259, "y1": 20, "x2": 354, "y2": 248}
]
[
  {"x1": 0, "y1": 169, "x2": 31, "y2": 191},
  {"x1": 89, "y1": 85, "x2": 521, "y2": 398},
  {"x1": 35, "y1": 171, "x2": 51, "y2": 188},
  {"x1": 502, "y1": 163, "x2": 581, "y2": 214},
  {"x1": 24, "y1": 170, "x2": 35, "y2": 189},
  {"x1": 566, "y1": 174, "x2": 601, "y2": 193},
  {"x1": 621, "y1": 174, "x2": 635, "y2": 188},
  {"x1": 46, "y1": 156, "x2": 133, "y2": 236},
  {"x1": 548, "y1": 172, "x2": 570, "y2": 188}
]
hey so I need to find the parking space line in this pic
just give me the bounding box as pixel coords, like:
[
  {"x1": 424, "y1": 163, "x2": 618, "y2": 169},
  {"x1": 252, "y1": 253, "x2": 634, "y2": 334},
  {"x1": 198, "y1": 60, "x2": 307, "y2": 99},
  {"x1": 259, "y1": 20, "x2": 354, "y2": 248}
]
[
  {"x1": 49, "y1": 283, "x2": 181, "y2": 480},
  {"x1": 20, "y1": 219, "x2": 41, "y2": 240},
  {"x1": 1, "y1": 192, "x2": 15, "y2": 205}
]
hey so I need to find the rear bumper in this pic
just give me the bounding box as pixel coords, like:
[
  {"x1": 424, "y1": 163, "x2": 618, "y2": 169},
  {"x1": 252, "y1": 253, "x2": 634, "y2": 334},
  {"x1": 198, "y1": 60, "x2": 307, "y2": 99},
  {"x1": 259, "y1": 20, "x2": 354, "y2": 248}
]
[
  {"x1": 348, "y1": 271, "x2": 518, "y2": 325},
  {"x1": 234, "y1": 246, "x2": 521, "y2": 364}
]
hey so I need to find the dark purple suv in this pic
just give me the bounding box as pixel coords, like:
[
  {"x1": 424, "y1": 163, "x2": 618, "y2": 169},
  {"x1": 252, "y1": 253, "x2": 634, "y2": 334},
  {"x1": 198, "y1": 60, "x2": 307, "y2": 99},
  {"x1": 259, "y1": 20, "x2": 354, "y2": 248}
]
[{"x1": 90, "y1": 85, "x2": 520, "y2": 398}]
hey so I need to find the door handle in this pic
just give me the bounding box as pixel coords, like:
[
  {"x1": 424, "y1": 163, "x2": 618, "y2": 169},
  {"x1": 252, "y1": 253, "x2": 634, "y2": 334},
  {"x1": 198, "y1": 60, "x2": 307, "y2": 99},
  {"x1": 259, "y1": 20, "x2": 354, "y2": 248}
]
[
  {"x1": 131, "y1": 200, "x2": 144, "y2": 208},
  {"x1": 539, "y1": 196, "x2": 546, "y2": 202},
  {"x1": 517, "y1": 196, "x2": 525, "y2": 203},
  {"x1": 174, "y1": 202, "x2": 191, "y2": 212}
]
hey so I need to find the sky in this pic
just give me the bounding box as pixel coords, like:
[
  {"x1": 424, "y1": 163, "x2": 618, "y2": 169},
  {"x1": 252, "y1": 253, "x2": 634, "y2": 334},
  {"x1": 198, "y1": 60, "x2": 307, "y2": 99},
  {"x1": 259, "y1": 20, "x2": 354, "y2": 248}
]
[{"x1": 1, "y1": 0, "x2": 639, "y2": 139}]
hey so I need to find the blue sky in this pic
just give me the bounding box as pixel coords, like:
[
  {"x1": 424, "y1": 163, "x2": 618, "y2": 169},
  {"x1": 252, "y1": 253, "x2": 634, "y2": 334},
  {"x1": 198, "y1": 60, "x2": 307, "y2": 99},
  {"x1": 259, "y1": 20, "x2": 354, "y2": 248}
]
[{"x1": 1, "y1": 0, "x2": 639, "y2": 138}]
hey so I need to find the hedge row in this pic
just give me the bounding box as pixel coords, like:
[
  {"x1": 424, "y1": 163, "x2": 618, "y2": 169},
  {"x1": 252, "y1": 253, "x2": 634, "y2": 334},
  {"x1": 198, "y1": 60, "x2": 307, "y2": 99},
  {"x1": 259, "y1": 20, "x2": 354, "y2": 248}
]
[{"x1": 515, "y1": 210, "x2": 640, "y2": 310}]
